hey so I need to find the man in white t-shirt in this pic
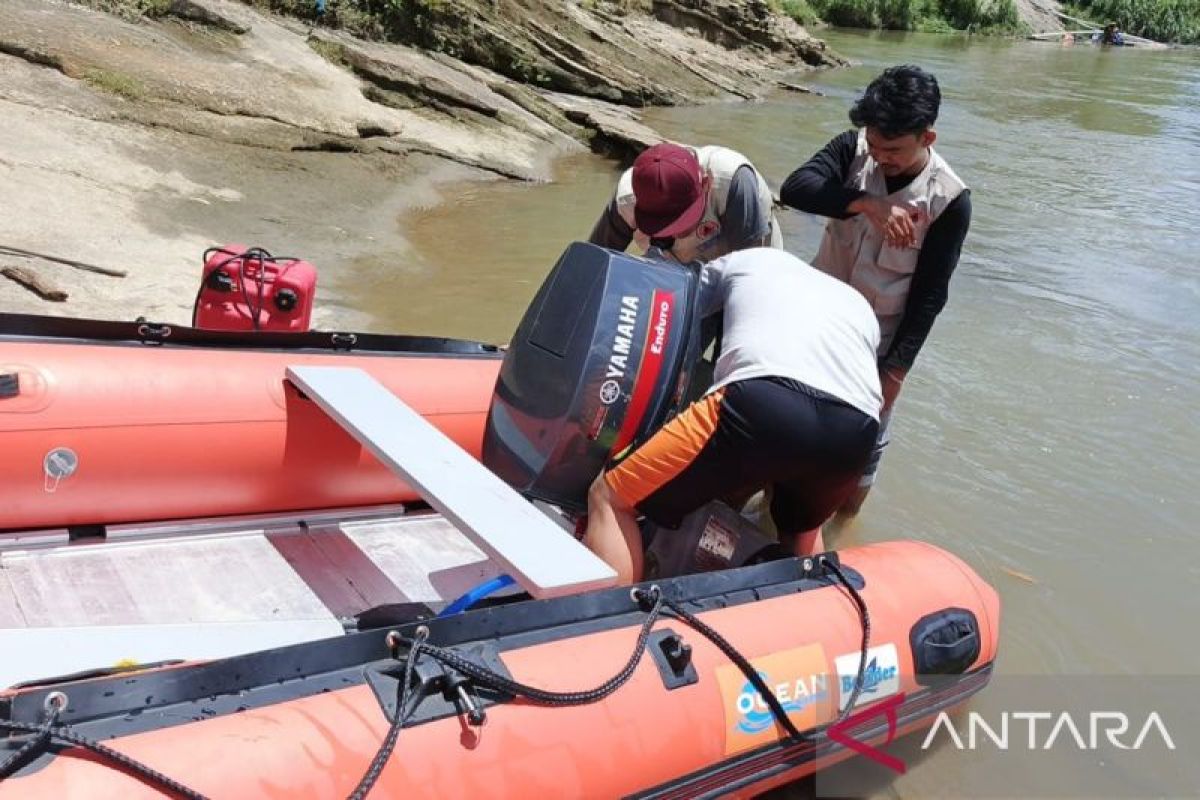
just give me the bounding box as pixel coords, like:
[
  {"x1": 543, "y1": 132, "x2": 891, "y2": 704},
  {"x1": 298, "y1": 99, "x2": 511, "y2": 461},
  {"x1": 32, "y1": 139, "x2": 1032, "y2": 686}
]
[{"x1": 582, "y1": 248, "x2": 883, "y2": 584}]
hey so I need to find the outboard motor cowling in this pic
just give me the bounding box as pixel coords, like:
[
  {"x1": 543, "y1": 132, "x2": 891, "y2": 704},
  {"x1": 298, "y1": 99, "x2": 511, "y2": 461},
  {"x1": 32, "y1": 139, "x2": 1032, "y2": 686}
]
[{"x1": 483, "y1": 242, "x2": 702, "y2": 510}]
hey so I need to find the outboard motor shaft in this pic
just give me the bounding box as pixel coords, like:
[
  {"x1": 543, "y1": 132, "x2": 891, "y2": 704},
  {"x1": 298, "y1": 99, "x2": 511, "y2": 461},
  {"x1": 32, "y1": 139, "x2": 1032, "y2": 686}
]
[{"x1": 483, "y1": 242, "x2": 702, "y2": 511}]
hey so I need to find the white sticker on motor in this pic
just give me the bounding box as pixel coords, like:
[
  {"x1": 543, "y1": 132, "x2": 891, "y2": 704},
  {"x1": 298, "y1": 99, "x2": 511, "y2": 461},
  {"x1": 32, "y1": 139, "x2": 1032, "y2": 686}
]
[
  {"x1": 697, "y1": 522, "x2": 736, "y2": 561},
  {"x1": 835, "y1": 643, "x2": 900, "y2": 710}
]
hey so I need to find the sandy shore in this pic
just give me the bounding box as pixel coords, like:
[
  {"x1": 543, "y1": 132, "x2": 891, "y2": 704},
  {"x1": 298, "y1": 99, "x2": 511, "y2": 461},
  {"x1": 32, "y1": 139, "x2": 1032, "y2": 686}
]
[
  {"x1": 0, "y1": 0, "x2": 835, "y2": 330},
  {"x1": 0, "y1": 0, "x2": 569, "y2": 328}
]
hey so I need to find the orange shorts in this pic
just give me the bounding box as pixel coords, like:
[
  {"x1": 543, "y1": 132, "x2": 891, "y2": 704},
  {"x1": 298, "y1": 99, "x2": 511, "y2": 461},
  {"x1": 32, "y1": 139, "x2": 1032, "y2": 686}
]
[{"x1": 604, "y1": 377, "x2": 877, "y2": 533}]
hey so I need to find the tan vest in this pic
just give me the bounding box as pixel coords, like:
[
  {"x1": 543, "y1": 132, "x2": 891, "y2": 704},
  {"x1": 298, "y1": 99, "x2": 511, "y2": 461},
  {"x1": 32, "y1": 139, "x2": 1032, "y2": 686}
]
[
  {"x1": 813, "y1": 130, "x2": 966, "y2": 356},
  {"x1": 616, "y1": 145, "x2": 782, "y2": 257}
]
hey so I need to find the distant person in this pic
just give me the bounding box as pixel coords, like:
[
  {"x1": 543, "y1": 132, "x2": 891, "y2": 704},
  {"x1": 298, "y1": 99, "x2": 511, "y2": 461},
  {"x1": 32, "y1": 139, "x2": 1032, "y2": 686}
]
[
  {"x1": 1098, "y1": 22, "x2": 1125, "y2": 45},
  {"x1": 779, "y1": 65, "x2": 971, "y2": 515},
  {"x1": 588, "y1": 142, "x2": 782, "y2": 265},
  {"x1": 583, "y1": 247, "x2": 882, "y2": 584}
]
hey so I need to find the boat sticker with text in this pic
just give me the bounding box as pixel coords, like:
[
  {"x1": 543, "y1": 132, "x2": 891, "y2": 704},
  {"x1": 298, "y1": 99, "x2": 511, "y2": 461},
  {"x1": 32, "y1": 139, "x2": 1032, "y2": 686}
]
[
  {"x1": 716, "y1": 644, "x2": 832, "y2": 755},
  {"x1": 612, "y1": 289, "x2": 673, "y2": 453},
  {"x1": 605, "y1": 295, "x2": 640, "y2": 379},
  {"x1": 834, "y1": 643, "x2": 900, "y2": 710}
]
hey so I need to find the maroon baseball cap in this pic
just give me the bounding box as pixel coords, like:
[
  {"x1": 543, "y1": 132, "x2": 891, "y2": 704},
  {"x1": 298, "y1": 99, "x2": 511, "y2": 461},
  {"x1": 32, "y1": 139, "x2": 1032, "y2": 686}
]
[{"x1": 631, "y1": 143, "x2": 706, "y2": 238}]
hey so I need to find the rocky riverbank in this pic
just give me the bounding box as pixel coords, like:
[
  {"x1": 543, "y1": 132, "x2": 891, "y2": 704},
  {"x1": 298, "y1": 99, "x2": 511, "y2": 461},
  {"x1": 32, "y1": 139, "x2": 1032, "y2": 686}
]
[{"x1": 0, "y1": 0, "x2": 841, "y2": 327}]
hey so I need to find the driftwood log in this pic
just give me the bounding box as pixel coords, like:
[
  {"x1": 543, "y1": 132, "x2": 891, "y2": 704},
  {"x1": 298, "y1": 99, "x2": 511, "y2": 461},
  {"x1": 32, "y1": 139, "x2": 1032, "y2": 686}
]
[
  {"x1": 1, "y1": 266, "x2": 69, "y2": 302},
  {"x1": 776, "y1": 81, "x2": 826, "y2": 96}
]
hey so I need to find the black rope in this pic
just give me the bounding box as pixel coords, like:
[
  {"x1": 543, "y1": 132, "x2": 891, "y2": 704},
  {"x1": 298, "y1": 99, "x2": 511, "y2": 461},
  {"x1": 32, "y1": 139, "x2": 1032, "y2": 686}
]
[
  {"x1": 346, "y1": 587, "x2": 665, "y2": 798},
  {"x1": 346, "y1": 627, "x2": 429, "y2": 800},
  {"x1": 0, "y1": 717, "x2": 208, "y2": 800},
  {"x1": 406, "y1": 586, "x2": 665, "y2": 706},
  {"x1": 660, "y1": 596, "x2": 805, "y2": 739},
  {"x1": 820, "y1": 555, "x2": 872, "y2": 721},
  {"x1": 658, "y1": 555, "x2": 872, "y2": 742},
  {"x1": 387, "y1": 562, "x2": 871, "y2": 752},
  {"x1": 0, "y1": 706, "x2": 58, "y2": 779},
  {"x1": 0, "y1": 561, "x2": 872, "y2": 800}
]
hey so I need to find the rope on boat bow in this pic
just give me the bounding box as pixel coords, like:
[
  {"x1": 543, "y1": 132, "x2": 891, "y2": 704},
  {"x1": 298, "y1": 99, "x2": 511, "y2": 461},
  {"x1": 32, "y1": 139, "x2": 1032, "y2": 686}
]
[
  {"x1": 821, "y1": 555, "x2": 873, "y2": 719},
  {"x1": 347, "y1": 585, "x2": 668, "y2": 800},
  {"x1": 0, "y1": 692, "x2": 208, "y2": 800},
  {"x1": 655, "y1": 555, "x2": 873, "y2": 742},
  {"x1": 351, "y1": 561, "x2": 874, "y2": 798},
  {"x1": 0, "y1": 558, "x2": 873, "y2": 800}
]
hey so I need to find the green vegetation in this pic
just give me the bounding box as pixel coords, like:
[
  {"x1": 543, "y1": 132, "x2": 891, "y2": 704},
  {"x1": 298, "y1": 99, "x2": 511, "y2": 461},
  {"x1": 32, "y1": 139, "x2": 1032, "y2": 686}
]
[
  {"x1": 773, "y1": 0, "x2": 1026, "y2": 34},
  {"x1": 1065, "y1": 0, "x2": 1200, "y2": 42},
  {"x1": 82, "y1": 68, "x2": 145, "y2": 99},
  {"x1": 769, "y1": 0, "x2": 823, "y2": 27},
  {"x1": 247, "y1": 1, "x2": 456, "y2": 46},
  {"x1": 74, "y1": 0, "x2": 173, "y2": 21},
  {"x1": 306, "y1": 36, "x2": 349, "y2": 66},
  {"x1": 587, "y1": 0, "x2": 654, "y2": 12}
]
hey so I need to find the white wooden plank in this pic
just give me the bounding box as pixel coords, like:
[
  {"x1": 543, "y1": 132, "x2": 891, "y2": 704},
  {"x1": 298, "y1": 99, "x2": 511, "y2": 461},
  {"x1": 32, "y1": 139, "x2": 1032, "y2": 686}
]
[
  {"x1": 287, "y1": 366, "x2": 617, "y2": 598},
  {"x1": 344, "y1": 516, "x2": 515, "y2": 603},
  {"x1": 0, "y1": 569, "x2": 25, "y2": 628},
  {"x1": 0, "y1": 534, "x2": 333, "y2": 627}
]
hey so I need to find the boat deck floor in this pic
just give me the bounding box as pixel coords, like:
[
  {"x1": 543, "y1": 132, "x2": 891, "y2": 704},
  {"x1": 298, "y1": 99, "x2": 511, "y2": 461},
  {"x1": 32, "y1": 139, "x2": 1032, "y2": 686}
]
[{"x1": 0, "y1": 507, "x2": 514, "y2": 687}]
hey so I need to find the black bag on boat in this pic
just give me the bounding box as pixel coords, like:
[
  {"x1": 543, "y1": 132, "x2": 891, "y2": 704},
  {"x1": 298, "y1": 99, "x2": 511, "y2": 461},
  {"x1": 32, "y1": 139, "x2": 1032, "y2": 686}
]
[{"x1": 483, "y1": 242, "x2": 703, "y2": 511}]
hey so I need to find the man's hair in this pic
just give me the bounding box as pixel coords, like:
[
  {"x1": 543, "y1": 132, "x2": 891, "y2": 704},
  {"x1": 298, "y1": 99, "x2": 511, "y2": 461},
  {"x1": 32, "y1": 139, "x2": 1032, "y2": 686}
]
[{"x1": 849, "y1": 65, "x2": 941, "y2": 138}]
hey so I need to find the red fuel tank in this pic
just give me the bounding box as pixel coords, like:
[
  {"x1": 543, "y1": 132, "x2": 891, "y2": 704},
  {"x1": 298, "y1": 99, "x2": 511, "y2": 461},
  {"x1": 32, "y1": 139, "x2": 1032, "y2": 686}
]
[{"x1": 193, "y1": 245, "x2": 317, "y2": 332}]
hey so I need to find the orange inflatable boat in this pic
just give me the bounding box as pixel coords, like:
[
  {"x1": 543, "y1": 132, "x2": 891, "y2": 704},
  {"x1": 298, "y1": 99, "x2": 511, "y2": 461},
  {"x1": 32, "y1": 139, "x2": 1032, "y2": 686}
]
[
  {"x1": 0, "y1": 288, "x2": 1000, "y2": 797},
  {"x1": 0, "y1": 539, "x2": 999, "y2": 799},
  {"x1": 0, "y1": 313, "x2": 502, "y2": 531}
]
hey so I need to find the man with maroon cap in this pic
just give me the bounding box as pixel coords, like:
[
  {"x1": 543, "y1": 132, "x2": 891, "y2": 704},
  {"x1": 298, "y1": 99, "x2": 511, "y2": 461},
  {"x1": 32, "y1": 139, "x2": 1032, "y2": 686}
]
[{"x1": 588, "y1": 143, "x2": 781, "y2": 263}]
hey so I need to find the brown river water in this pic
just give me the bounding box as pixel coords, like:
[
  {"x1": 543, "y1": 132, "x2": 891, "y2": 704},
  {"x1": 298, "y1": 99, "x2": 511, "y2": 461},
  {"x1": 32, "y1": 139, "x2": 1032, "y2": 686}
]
[{"x1": 332, "y1": 30, "x2": 1200, "y2": 796}]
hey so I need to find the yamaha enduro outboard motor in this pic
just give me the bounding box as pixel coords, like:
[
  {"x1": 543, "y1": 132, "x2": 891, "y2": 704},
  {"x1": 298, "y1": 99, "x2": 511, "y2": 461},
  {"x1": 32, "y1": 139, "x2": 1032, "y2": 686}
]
[{"x1": 483, "y1": 242, "x2": 702, "y2": 511}]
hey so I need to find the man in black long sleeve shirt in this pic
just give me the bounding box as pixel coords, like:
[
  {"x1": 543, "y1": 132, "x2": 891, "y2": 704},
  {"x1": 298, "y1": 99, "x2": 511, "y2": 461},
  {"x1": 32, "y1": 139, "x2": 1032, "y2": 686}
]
[{"x1": 780, "y1": 65, "x2": 971, "y2": 514}]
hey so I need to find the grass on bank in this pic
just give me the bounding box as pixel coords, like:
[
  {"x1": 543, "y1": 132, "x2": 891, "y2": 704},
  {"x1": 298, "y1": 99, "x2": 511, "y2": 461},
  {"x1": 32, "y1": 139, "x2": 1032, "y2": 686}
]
[
  {"x1": 82, "y1": 68, "x2": 145, "y2": 99},
  {"x1": 770, "y1": 0, "x2": 1028, "y2": 35},
  {"x1": 75, "y1": 0, "x2": 172, "y2": 21},
  {"x1": 1062, "y1": 0, "x2": 1200, "y2": 42}
]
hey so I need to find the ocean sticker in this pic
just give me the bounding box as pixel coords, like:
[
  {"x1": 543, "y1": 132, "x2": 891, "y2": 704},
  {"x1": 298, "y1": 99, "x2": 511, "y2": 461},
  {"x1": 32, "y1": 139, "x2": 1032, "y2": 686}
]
[
  {"x1": 716, "y1": 644, "x2": 832, "y2": 756},
  {"x1": 834, "y1": 643, "x2": 900, "y2": 710}
]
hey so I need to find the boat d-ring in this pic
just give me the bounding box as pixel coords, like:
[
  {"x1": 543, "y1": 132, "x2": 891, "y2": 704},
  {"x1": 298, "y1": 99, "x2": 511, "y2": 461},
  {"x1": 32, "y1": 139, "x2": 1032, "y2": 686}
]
[
  {"x1": 43, "y1": 690, "x2": 69, "y2": 716},
  {"x1": 136, "y1": 323, "x2": 173, "y2": 345},
  {"x1": 630, "y1": 584, "x2": 661, "y2": 607}
]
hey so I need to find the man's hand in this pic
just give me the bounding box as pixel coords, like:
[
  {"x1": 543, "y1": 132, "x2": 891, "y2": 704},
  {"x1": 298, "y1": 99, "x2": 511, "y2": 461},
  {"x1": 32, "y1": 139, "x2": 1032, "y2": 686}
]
[
  {"x1": 880, "y1": 365, "x2": 906, "y2": 414},
  {"x1": 848, "y1": 196, "x2": 920, "y2": 249}
]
